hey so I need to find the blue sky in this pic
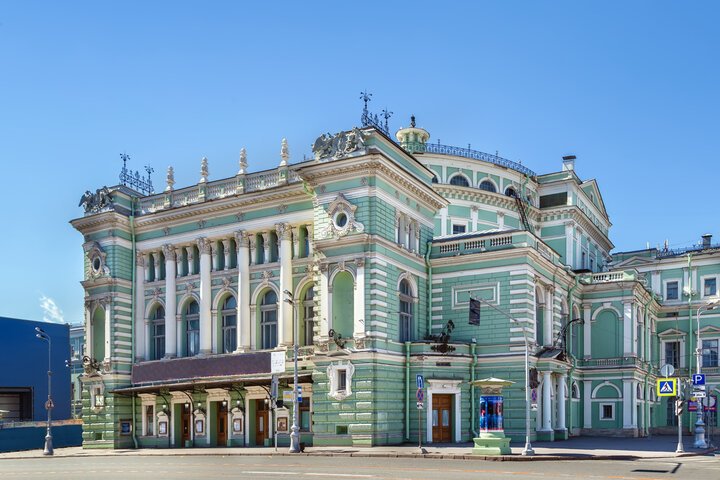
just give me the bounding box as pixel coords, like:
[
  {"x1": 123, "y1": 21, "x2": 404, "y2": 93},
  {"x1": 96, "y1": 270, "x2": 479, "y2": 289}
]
[{"x1": 0, "y1": 1, "x2": 718, "y2": 325}]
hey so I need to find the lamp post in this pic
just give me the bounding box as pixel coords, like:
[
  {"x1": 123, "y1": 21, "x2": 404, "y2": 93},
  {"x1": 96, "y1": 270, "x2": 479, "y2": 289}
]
[
  {"x1": 283, "y1": 290, "x2": 301, "y2": 453},
  {"x1": 693, "y1": 296, "x2": 719, "y2": 449},
  {"x1": 34, "y1": 327, "x2": 53, "y2": 456},
  {"x1": 473, "y1": 297, "x2": 534, "y2": 455}
]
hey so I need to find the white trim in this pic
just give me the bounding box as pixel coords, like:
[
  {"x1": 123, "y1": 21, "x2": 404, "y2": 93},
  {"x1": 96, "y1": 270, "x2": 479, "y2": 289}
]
[
  {"x1": 700, "y1": 274, "x2": 719, "y2": 299},
  {"x1": 426, "y1": 379, "x2": 462, "y2": 444},
  {"x1": 663, "y1": 278, "x2": 681, "y2": 301},
  {"x1": 591, "y1": 381, "x2": 622, "y2": 399},
  {"x1": 599, "y1": 402, "x2": 615, "y2": 421},
  {"x1": 660, "y1": 338, "x2": 686, "y2": 369}
]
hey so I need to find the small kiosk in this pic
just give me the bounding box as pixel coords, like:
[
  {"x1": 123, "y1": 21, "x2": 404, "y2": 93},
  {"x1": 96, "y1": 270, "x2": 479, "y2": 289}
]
[{"x1": 471, "y1": 377, "x2": 514, "y2": 455}]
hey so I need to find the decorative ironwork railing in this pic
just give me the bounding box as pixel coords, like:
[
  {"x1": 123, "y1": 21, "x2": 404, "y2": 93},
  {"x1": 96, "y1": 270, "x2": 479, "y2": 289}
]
[
  {"x1": 406, "y1": 142, "x2": 536, "y2": 178},
  {"x1": 582, "y1": 271, "x2": 637, "y2": 284},
  {"x1": 656, "y1": 243, "x2": 720, "y2": 258}
]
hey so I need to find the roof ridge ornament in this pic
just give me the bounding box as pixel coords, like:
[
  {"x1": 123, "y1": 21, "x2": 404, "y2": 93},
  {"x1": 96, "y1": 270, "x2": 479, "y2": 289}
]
[
  {"x1": 199, "y1": 157, "x2": 209, "y2": 183},
  {"x1": 165, "y1": 166, "x2": 175, "y2": 192},
  {"x1": 238, "y1": 147, "x2": 248, "y2": 175},
  {"x1": 280, "y1": 138, "x2": 289, "y2": 166}
]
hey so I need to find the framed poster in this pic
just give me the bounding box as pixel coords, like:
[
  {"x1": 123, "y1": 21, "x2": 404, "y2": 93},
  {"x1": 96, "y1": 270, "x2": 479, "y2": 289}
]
[
  {"x1": 233, "y1": 418, "x2": 243, "y2": 433},
  {"x1": 158, "y1": 421, "x2": 168, "y2": 435},
  {"x1": 195, "y1": 419, "x2": 205, "y2": 435},
  {"x1": 119, "y1": 420, "x2": 132, "y2": 435},
  {"x1": 277, "y1": 417, "x2": 288, "y2": 432}
]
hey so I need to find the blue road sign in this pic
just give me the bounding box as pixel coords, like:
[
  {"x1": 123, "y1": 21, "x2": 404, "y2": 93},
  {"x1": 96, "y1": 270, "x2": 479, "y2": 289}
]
[
  {"x1": 297, "y1": 385, "x2": 302, "y2": 402},
  {"x1": 657, "y1": 378, "x2": 677, "y2": 397},
  {"x1": 692, "y1": 373, "x2": 706, "y2": 386},
  {"x1": 416, "y1": 375, "x2": 424, "y2": 390},
  {"x1": 416, "y1": 388, "x2": 424, "y2": 402}
]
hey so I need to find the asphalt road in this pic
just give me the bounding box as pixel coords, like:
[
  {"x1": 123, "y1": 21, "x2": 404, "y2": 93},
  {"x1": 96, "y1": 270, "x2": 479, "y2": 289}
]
[{"x1": 0, "y1": 455, "x2": 717, "y2": 480}]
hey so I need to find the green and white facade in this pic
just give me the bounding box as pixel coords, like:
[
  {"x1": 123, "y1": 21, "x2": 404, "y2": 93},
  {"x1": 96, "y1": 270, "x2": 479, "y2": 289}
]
[{"x1": 70, "y1": 122, "x2": 720, "y2": 449}]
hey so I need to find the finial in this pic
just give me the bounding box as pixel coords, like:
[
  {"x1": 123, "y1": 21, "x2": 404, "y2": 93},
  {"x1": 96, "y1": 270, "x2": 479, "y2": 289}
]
[
  {"x1": 165, "y1": 166, "x2": 175, "y2": 192},
  {"x1": 238, "y1": 147, "x2": 247, "y2": 175},
  {"x1": 280, "y1": 138, "x2": 289, "y2": 166},
  {"x1": 200, "y1": 157, "x2": 209, "y2": 183},
  {"x1": 410, "y1": 114, "x2": 416, "y2": 128}
]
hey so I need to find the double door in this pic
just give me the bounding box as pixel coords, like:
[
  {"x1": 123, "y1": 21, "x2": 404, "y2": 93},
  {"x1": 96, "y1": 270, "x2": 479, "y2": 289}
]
[{"x1": 432, "y1": 394, "x2": 452, "y2": 443}]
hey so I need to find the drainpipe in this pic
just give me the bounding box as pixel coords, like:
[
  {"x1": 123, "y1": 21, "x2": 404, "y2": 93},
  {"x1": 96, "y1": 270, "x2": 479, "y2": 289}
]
[
  {"x1": 130, "y1": 197, "x2": 139, "y2": 449},
  {"x1": 424, "y1": 241, "x2": 433, "y2": 339},
  {"x1": 566, "y1": 274, "x2": 579, "y2": 434},
  {"x1": 642, "y1": 295, "x2": 653, "y2": 437},
  {"x1": 470, "y1": 342, "x2": 478, "y2": 437},
  {"x1": 405, "y1": 341, "x2": 411, "y2": 440}
]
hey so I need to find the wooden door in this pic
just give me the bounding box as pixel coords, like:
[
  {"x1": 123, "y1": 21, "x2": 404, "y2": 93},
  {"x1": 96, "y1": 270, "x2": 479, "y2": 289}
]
[
  {"x1": 181, "y1": 404, "x2": 191, "y2": 446},
  {"x1": 217, "y1": 403, "x2": 228, "y2": 446},
  {"x1": 432, "y1": 394, "x2": 452, "y2": 443},
  {"x1": 255, "y1": 400, "x2": 268, "y2": 445}
]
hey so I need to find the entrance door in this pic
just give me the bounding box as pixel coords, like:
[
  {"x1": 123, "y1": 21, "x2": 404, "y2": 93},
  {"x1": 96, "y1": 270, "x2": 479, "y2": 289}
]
[
  {"x1": 432, "y1": 394, "x2": 452, "y2": 443},
  {"x1": 255, "y1": 400, "x2": 268, "y2": 446},
  {"x1": 217, "y1": 402, "x2": 228, "y2": 446},
  {"x1": 181, "y1": 404, "x2": 191, "y2": 447}
]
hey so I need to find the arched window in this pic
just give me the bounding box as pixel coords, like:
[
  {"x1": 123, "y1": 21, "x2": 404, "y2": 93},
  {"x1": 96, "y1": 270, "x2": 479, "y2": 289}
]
[
  {"x1": 91, "y1": 306, "x2": 105, "y2": 361},
  {"x1": 399, "y1": 279, "x2": 414, "y2": 342},
  {"x1": 301, "y1": 226, "x2": 310, "y2": 258},
  {"x1": 571, "y1": 382, "x2": 580, "y2": 399},
  {"x1": 151, "y1": 305, "x2": 165, "y2": 360},
  {"x1": 222, "y1": 296, "x2": 237, "y2": 353},
  {"x1": 504, "y1": 187, "x2": 518, "y2": 198},
  {"x1": 331, "y1": 271, "x2": 355, "y2": 339},
  {"x1": 478, "y1": 180, "x2": 497, "y2": 193},
  {"x1": 260, "y1": 290, "x2": 278, "y2": 349},
  {"x1": 302, "y1": 288, "x2": 314, "y2": 346},
  {"x1": 431, "y1": 175, "x2": 439, "y2": 184},
  {"x1": 256, "y1": 234, "x2": 265, "y2": 264},
  {"x1": 449, "y1": 174, "x2": 470, "y2": 187},
  {"x1": 269, "y1": 231, "x2": 279, "y2": 262},
  {"x1": 185, "y1": 300, "x2": 200, "y2": 357}
]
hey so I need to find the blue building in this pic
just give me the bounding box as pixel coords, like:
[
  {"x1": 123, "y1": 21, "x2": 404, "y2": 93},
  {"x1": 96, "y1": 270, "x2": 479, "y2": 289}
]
[{"x1": 0, "y1": 317, "x2": 71, "y2": 422}]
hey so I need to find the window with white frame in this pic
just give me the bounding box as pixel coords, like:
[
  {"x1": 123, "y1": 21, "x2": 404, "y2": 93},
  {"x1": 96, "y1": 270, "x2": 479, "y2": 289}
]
[
  {"x1": 327, "y1": 362, "x2": 355, "y2": 401},
  {"x1": 663, "y1": 340, "x2": 681, "y2": 368},
  {"x1": 702, "y1": 339, "x2": 718, "y2": 367},
  {"x1": 599, "y1": 403, "x2": 614, "y2": 420},
  {"x1": 260, "y1": 290, "x2": 278, "y2": 349},
  {"x1": 145, "y1": 405, "x2": 155, "y2": 436},
  {"x1": 452, "y1": 224, "x2": 466, "y2": 235},
  {"x1": 702, "y1": 276, "x2": 718, "y2": 298},
  {"x1": 665, "y1": 280, "x2": 680, "y2": 301},
  {"x1": 222, "y1": 296, "x2": 237, "y2": 353},
  {"x1": 399, "y1": 279, "x2": 414, "y2": 342},
  {"x1": 449, "y1": 174, "x2": 470, "y2": 187}
]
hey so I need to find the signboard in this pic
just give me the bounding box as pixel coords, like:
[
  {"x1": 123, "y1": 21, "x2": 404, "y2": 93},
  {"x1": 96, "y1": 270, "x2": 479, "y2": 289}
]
[
  {"x1": 660, "y1": 364, "x2": 675, "y2": 378},
  {"x1": 657, "y1": 378, "x2": 677, "y2": 397},
  {"x1": 297, "y1": 385, "x2": 303, "y2": 402},
  {"x1": 416, "y1": 375, "x2": 424, "y2": 390},
  {"x1": 692, "y1": 373, "x2": 706, "y2": 386},
  {"x1": 689, "y1": 396, "x2": 717, "y2": 412},
  {"x1": 417, "y1": 401, "x2": 424, "y2": 410},
  {"x1": 692, "y1": 391, "x2": 707, "y2": 398},
  {"x1": 283, "y1": 390, "x2": 293, "y2": 404},
  {"x1": 270, "y1": 351, "x2": 286, "y2": 374},
  {"x1": 416, "y1": 388, "x2": 424, "y2": 402}
]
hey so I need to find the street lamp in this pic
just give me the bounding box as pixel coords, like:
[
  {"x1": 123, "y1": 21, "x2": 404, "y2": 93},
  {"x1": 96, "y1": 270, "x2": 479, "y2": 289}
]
[
  {"x1": 283, "y1": 290, "x2": 301, "y2": 453},
  {"x1": 693, "y1": 295, "x2": 720, "y2": 449},
  {"x1": 34, "y1": 327, "x2": 53, "y2": 456},
  {"x1": 473, "y1": 297, "x2": 534, "y2": 455}
]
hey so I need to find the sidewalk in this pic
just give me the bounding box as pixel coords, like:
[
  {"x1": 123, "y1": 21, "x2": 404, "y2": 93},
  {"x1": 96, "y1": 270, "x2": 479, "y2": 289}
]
[{"x1": 0, "y1": 436, "x2": 717, "y2": 461}]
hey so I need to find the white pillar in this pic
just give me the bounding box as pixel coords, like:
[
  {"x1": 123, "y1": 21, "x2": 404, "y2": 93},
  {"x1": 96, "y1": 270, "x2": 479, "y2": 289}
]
[
  {"x1": 223, "y1": 239, "x2": 231, "y2": 270},
  {"x1": 262, "y1": 232, "x2": 271, "y2": 264},
  {"x1": 84, "y1": 302, "x2": 93, "y2": 360},
  {"x1": 544, "y1": 288, "x2": 553, "y2": 346},
  {"x1": 144, "y1": 253, "x2": 152, "y2": 282},
  {"x1": 198, "y1": 238, "x2": 212, "y2": 355},
  {"x1": 291, "y1": 226, "x2": 299, "y2": 259},
  {"x1": 565, "y1": 222, "x2": 574, "y2": 268},
  {"x1": 622, "y1": 379, "x2": 633, "y2": 429},
  {"x1": 103, "y1": 299, "x2": 111, "y2": 362},
  {"x1": 175, "y1": 248, "x2": 183, "y2": 277},
  {"x1": 583, "y1": 380, "x2": 592, "y2": 429},
  {"x1": 135, "y1": 251, "x2": 146, "y2": 361},
  {"x1": 440, "y1": 207, "x2": 448, "y2": 236},
  {"x1": 236, "y1": 231, "x2": 251, "y2": 351},
  {"x1": 249, "y1": 235, "x2": 257, "y2": 266},
  {"x1": 163, "y1": 244, "x2": 177, "y2": 358},
  {"x1": 354, "y1": 258, "x2": 365, "y2": 337},
  {"x1": 557, "y1": 374, "x2": 567, "y2": 431},
  {"x1": 623, "y1": 302, "x2": 633, "y2": 356},
  {"x1": 583, "y1": 304, "x2": 591, "y2": 358},
  {"x1": 496, "y1": 211, "x2": 504, "y2": 230},
  {"x1": 306, "y1": 225, "x2": 314, "y2": 257},
  {"x1": 153, "y1": 251, "x2": 162, "y2": 282},
  {"x1": 651, "y1": 271, "x2": 661, "y2": 295},
  {"x1": 278, "y1": 223, "x2": 293, "y2": 346},
  {"x1": 187, "y1": 246, "x2": 196, "y2": 275},
  {"x1": 211, "y1": 242, "x2": 220, "y2": 271},
  {"x1": 541, "y1": 371, "x2": 552, "y2": 431},
  {"x1": 319, "y1": 264, "x2": 329, "y2": 340}
]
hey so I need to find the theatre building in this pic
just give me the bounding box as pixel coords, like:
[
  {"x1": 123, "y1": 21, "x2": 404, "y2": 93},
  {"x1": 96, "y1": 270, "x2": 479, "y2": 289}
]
[{"x1": 71, "y1": 118, "x2": 720, "y2": 449}]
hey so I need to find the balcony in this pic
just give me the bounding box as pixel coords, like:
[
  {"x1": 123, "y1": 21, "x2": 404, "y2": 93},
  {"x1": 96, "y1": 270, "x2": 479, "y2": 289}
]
[
  {"x1": 580, "y1": 270, "x2": 639, "y2": 285},
  {"x1": 431, "y1": 230, "x2": 560, "y2": 263}
]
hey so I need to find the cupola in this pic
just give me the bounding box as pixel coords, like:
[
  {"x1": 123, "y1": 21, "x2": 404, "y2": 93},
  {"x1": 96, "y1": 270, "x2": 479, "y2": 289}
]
[{"x1": 395, "y1": 115, "x2": 430, "y2": 154}]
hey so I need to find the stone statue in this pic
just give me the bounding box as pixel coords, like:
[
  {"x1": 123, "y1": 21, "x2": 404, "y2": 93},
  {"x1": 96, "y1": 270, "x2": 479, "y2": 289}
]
[
  {"x1": 79, "y1": 186, "x2": 114, "y2": 214},
  {"x1": 166, "y1": 166, "x2": 175, "y2": 192},
  {"x1": 238, "y1": 147, "x2": 247, "y2": 175},
  {"x1": 200, "y1": 157, "x2": 209, "y2": 183},
  {"x1": 312, "y1": 128, "x2": 368, "y2": 161},
  {"x1": 280, "y1": 138, "x2": 289, "y2": 166}
]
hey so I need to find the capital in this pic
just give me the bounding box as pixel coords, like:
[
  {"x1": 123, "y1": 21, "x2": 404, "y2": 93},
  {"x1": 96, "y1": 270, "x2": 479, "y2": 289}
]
[
  {"x1": 276, "y1": 223, "x2": 292, "y2": 240},
  {"x1": 197, "y1": 237, "x2": 211, "y2": 255},
  {"x1": 162, "y1": 244, "x2": 177, "y2": 261},
  {"x1": 135, "y1": 251, "x2": 145, "y2": 267},
  {"x1": 235, "y1": 230, "x2": 250, "y2": 247}
]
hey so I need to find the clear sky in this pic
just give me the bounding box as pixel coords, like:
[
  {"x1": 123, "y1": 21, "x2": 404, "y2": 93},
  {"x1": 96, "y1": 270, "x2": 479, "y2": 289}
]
[{"x1": 0, "y1": 1, "x2": 718, "y2": 326}]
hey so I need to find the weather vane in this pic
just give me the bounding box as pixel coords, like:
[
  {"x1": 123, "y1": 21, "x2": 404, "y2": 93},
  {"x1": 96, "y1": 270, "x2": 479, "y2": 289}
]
[{"x1": 119, "y1": 153, "x2": 154, "y2": 195}]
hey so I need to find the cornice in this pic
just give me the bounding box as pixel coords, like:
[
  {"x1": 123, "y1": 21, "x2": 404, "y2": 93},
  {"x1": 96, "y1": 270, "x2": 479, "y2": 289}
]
[
  {"x1": 541, "y1": 206, "x2": 613, "y2": 251},
  {"x1": 70, "y1": 211, "x2": 131, "y2": 235}
]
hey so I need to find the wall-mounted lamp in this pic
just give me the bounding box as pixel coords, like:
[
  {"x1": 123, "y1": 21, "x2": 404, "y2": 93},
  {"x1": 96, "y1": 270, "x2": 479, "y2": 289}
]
[{"x1": 222, "y1": 400, "x2": 228, "y2": 408}]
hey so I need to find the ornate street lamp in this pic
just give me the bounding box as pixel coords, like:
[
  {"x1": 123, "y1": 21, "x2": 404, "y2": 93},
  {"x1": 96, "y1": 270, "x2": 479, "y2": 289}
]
[
  {"x1": 693, "y1": 296, "x2": 719, "y2": 448},
  {"x1": 283, "y1": 290, "x2": 301, "y2": 453},
  {"x1": 35, "y1": 327, "x2": 53, "y2": 455}
]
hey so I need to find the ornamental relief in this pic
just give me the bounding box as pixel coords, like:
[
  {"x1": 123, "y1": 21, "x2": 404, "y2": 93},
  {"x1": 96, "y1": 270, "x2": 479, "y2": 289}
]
[{"x1": 324, "y1": 193, "x2": 364, "y2": 239}]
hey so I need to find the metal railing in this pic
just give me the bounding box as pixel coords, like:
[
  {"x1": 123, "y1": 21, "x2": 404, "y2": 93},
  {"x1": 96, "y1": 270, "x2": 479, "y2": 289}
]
[{"x1": 656, "y1": 243, "x2": 720, "y2": 258}]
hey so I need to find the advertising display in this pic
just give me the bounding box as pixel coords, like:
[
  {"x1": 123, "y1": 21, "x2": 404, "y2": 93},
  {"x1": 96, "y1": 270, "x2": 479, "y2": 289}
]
[{"x1": 479, "y1": 395, "x2": 504, "y2": 432}]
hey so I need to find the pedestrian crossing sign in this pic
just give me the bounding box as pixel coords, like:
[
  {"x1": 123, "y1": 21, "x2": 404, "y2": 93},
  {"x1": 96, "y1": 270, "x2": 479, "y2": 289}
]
[{"x1": 657, "y1": 378, "x2": 677, "y2": 397}]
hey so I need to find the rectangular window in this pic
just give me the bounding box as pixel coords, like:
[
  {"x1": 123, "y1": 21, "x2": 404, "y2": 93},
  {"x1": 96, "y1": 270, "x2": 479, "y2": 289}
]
[
  {"x1": 664, "y1": 341, "x2": 680, "y2": 368},
  {"x1": 600, "y1": 403, "x2": 614, "y2": 420},
  {"x1": 702, "y1": 339, "x2": 718, "y2": 367},
  {"x1": 338, "y1": 369, "x2": 347, "y2": 391},
  {"x1": 299, "y1": 397, "x2": 311, "y2": 432},
  {"x1": 145, "y1": 405, "x2": 154, "y2": 436},
  {"x1": 0, "y1": 388, "x2": 32, "y2": 421},
  {"x1": 452, "y1": 224, "x2": 466, "y2": 235},
  {"x1": 666, "y1": 281, "x2": 679, "y2": 300},
  {"x1": 704, "y1": 278, "x2": 717, "y2": 297}
]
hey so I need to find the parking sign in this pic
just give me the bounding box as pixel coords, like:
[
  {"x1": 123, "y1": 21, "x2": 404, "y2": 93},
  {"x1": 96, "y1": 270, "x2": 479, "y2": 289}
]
[{"x1": 692, "y1": 373, "x2": 705, "y2": 386}]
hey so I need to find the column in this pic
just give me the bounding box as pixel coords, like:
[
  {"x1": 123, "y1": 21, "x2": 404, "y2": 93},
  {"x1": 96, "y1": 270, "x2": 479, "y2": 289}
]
[
  {"x1": 278, "y1": 224, "x2": 293, "y2": 346},
  {"x1": 135, "y1": 251, "x2": 146, "y2": 361},
  {"x1": 583, "y1": 380, "x2": 592, "y2": 429},
  {"x1": 249, "y1": 235, "x2": 256, "y2": 266},
  {"x1": 622, "y1": 379, "x2": 633, "y2": 429},
  {"x1": 223, "y1": 239, "x2": 231, "y2": 270},
  {"x1": 175, "y1": 247, "x2": 183, "y2": 277},
  {"x1": 583, "y1": 304, "x2": 591, "y2": 359},
  {"x1": 198, "y1": 238, "x2": 212, "y2": 355},
  {"x1": 575, "y1": 228, "x2": 583, "y2": 267},
  {"x1": 496, "y1": 211, "x2": 504, "y2": 230},
  {"x1": 564, "y1": 222, "x2": 574, "y2": 268},
  {"x1": 163, "y1": 244, "x2": 177, "y2": 358},
  {"x1": 153, "y1": 251, "x2": 162, "y2": 282},
  {"x1": 306, "y1": 225, "x2": 314, "y2": 257},
  {"x1": 144, "y1": 253, "x2": 152, "y2": 282},
  {"x1": 541, "y1": 371, "x2": 552, "y2": 431},
  {"x1": 319, "y1": 264, "x2": 329, "y2": 340},
  {"x1": 186, "y1": 246, "x2": 195, "y2": 275},
  {"x1": 235, "y1": 231, "x2": 251, "y2": 351},
  {"x1": 354, "y1": 258, "x2": 365, "y2": 337},
  {"x1": 651, "y1": 271, "x2": 661, "y2": 295},
  {"x1": 440, "y1": 207, "x2": 448, "y2": 236},
  {"x1": 623, "y1": 302, "x2": 633, "y2": 356},
  {"x1": 544, "y1": 287, "x2": 553, "y2": 346},
  {"x1": 262, "y1": 232, "x2": 271, "y2": 264},
  {"x1": 557, "y1": 374, "x2": 567, "y2": 431},
  {"x1": 84, "y1": 301, "x2": 93, "y2": 360},
  {"x1": 291, "y1": 226, "x2": 299, "y2": 259},
  {"x1": 211, "y1": 242, "x2": 220, "y2": 271},
  {"x1": 103, "y1": 298, "x2": 111, "y2": 362}
]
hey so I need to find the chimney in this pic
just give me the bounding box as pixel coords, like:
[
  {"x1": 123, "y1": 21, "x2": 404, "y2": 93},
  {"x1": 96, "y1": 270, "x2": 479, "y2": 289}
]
[
  {"x1": 562, "y1": 155, "x2": 576, "y2": 171},
  {"x1": 702, "y1": 233, "x2": 712, "y2": 248}
]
